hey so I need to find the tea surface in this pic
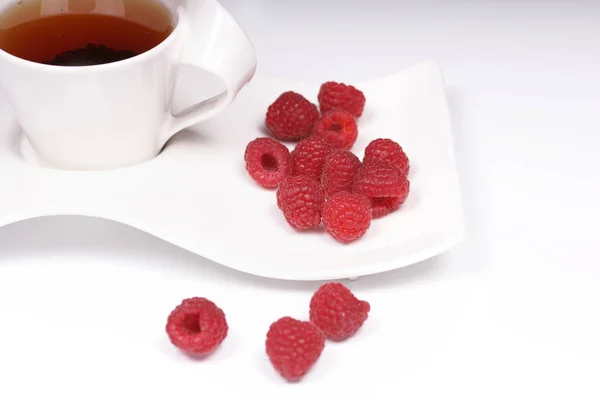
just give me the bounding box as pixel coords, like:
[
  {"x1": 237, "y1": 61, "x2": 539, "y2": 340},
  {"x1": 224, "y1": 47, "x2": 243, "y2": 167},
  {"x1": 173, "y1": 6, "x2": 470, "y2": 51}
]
[{"x1": 0, "y1": 0, "x2": 174, "y2": 65}]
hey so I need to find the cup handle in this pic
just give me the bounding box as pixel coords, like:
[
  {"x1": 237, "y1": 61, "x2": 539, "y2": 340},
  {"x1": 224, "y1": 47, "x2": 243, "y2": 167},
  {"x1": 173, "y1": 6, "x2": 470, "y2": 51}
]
[{"x1": 162, "y1": 0, "x2": 257, "y2": 144}]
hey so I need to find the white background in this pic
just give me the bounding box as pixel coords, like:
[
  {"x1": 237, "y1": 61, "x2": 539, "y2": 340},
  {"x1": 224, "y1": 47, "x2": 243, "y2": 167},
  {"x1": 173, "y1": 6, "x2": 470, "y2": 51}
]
[{"x1": 1, "y1": 0, "x2": 599, "y2": 398}]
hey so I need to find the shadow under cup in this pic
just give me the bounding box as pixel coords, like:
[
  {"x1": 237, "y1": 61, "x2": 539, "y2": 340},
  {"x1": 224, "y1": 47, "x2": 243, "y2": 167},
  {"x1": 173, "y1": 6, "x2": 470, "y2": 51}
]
[{"x1": 0, "y1": 0, "x2": 231, "y2": 171}]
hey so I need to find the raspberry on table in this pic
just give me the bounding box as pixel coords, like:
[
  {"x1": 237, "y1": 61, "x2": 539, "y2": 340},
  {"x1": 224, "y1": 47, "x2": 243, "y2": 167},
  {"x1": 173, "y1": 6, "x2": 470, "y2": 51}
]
[
  {"x1": 310, "y1": 282, "x2": 370, "y2": 341},
  {"x1": 363, "y1": 138, "x2": 410, "y2": 176},
  {"x1": 291, "y1": 136, "x2": 333, "y2": 181},
  {"x1": 318, "y1": 81, "x2": 366, "y2": 118},
  {"x1": 277, "y1": 175, "x2": 326, "y2": 230},
  {"x1": 244, "y1": 137, "x2": 292, "y2": 188},
  {"x1": 322, "y1": 191, "x2": 372, "y2": 243},
  {"x1": 165, "y1": 297, "x2": 228, "y2": 356},
  {"x1": 321, "y1": 150, "x2": 362, "y2": 197},
  {"x1": 265, "y1": 91, "x2": 319, "y2": 141},
  {"x1": 371, "y1": 193, "x2": 409, "y2": 218},
  {"x1": 311, "y1": 110, "x2": 359, "y2": 150},
  {"x1": 353, "y1": 161, "x2": 409, "y2": 198},
  {"x1": 265, "y1": 317, "x2": 326, "y2": 382}
]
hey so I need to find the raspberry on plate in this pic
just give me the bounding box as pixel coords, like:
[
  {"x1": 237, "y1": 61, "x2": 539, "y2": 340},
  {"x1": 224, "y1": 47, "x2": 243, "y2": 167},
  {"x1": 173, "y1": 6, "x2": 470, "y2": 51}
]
[
  {"x1": 244, "y1": 137, "x2": 292, "y2": 188},
  {"x1": 165, "y1": 297, "x2": 228, "y2": 356},
  {"x1": 310, "y1": 282, "x2": 370, "y2": 341},
  {"x1": 277, "y1": 175, "x2": 326, "y2": 230},
  {"x1": 291, "y1": 136, "x2": 333, "y2": 181},
  {"x1": 265, "y1": 91, "x2": 319, "y2": 141},
  {"x1": 265, "y1": 317, "x2": 326, "y2": 382},
  {"x1": 318, "y1": 81, "x2": 366, "y2": 118},
  {"x1": 363, "y1": 138, "x2": 410, "y2": 176},
  {"x1": 371, "y1": 194, "x2": 409, "y2": 218},
  {"x1": 353, "y1": 162, "x2": 409, "y2": 198},
  {"x1": 321, "y1": 150, "x2": 362, "y2": 197},
  {"x1": 322, "y1": 191, "x2": 372, "y2": 243},
  {"x1": 311, "y1": 110, "x2": 359, "y2": 150}
]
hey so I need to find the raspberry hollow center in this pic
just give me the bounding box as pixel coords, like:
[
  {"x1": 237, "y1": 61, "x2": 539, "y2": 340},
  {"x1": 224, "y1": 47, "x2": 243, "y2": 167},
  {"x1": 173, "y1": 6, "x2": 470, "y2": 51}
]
[
  {"x1": 329, "y1": 123, "x2": 342, "y2": 133},
  {"x1": 261, "y1": 153, "x2": 279, "y2": 170},
  {"x1": 182, "y1": 313, "x2": 201, "y2": 334}
]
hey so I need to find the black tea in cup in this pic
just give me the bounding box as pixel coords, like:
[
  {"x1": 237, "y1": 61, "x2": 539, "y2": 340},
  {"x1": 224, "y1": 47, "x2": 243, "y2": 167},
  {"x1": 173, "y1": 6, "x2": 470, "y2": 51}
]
[{"x1": 0, "y1": 0, "x2": 175, "y2": 66}]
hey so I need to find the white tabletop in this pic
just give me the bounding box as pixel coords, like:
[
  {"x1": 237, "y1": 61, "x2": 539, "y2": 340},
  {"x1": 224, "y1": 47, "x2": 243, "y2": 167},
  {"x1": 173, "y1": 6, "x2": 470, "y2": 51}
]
[{"x1": 1, "y1": 0, "x2": 599, "y2": 398}]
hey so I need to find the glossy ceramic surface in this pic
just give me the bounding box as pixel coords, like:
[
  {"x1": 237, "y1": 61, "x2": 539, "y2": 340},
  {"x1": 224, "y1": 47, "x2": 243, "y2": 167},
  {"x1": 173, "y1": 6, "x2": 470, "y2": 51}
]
[
  {"x1": 0, "y1": 0, "x2": 256, "y2": 170},
  {"x1": 0, "y1": 61, "x2": 464, "y2": 280}
]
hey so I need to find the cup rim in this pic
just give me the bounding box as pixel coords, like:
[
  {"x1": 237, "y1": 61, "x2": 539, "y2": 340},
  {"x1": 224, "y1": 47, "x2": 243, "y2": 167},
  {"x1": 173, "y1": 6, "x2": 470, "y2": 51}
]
[{"x1": 0, "y1": 6, "x2": 183, "y2": 74}]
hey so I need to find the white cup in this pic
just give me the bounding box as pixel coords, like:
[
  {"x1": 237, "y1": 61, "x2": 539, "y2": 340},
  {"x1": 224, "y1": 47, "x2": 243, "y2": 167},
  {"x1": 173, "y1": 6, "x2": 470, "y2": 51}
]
[{"x1": 0, "y1": 0, "x2": 257, "y2": 170}]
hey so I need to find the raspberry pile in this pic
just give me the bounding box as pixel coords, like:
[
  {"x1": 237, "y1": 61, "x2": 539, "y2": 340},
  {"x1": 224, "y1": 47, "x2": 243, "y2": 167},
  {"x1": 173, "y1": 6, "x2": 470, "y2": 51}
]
[
  {"x1": 244, "y1": 82, "x2": 411, "y2": 243},
  {"x1": 166, "y1": 283, "x2": 370, "y2": 383}
]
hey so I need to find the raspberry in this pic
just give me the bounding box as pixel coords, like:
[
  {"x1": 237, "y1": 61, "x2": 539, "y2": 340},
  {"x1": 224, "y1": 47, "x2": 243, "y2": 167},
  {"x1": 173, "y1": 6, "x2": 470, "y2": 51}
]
[
  {"x1": 322, "y1": 192, "x2": 372, "y2": 243},
  {"x1": 363, "y1": 138, "x2": 410, "y2": 176},
  {"x1": 265, "y1": 317, "x2": 326, "y2": 382},
  {"x1": 277, "y1": 175, "x2": 326, "y2": 230},
  {"x1": 309, "y1": 282, "x2": 370, "y2": 341},
  {"x1": 166, "y1": 297, "x2": 228, "y2": 356},
  {"x1": 311, "y1": 110, "x2": 358, "y2": 150},
  {"x1": 244, "y1": 137, "x2": 292, "y2": 188},
  {"x1": 353, "y1": 162, "x2": 409, "y2": 198},
  {"x1": 321, "y1": 150, "x2": 362, "y2": 197},
  {"x1": 318, "y1": 81, "x2": 366, "y2": 118},
  {"x1": 291, "y1": 137, "x2": 333, "y2": 181},
  {"x1": 265, "y1": 91, "x2": 319, "y2": 141},
  {"x1": 371, "y1": 194, "x2": 409, "y2": 218}
]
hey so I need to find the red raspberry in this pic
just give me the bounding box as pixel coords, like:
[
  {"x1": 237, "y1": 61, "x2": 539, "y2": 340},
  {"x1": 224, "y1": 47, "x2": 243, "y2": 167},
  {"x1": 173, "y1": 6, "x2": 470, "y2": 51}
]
[
  {"x1": 311, "y1": 110, "x2": 358, "y2": 150},
  {"x1": 321, "y1": 150, "x2": 362, "y2": 197},
  {"x1": 265, "y1": 91, "x2": 319, "y2": 141},
  {"x1": 371, "y1": 193, "x2": 409, "y2": 218},
  {"x1": 277, "y1": 175, "x2": 325, "y2": 230},
  {"x1": 353, "y1": 162, "x2": 409, "y2": 198},
  {"x1": 166, "y1": 297, "x2": 228, "y2": 356},
  {"x1": 265, "y1": 317, "x2": 326, "y2": 382},
  {"x1": 310, "y1": 282, "x2": 370, "y2": 341},
  {"x1": 363, "y1": 138, "x2": 410, "y2": 176},
  {"x1": 322, "y1": 192, "x2": 372, "y2": 243},
  {"x1": 291, "y1": 136, "x2": 333, "y2": 181},
  {"x1": 244, "y1": 137, "x2": 292, "y2": 188},
  {"x1": 318, "y1": 81, "x2": 366, "y2": 118}
]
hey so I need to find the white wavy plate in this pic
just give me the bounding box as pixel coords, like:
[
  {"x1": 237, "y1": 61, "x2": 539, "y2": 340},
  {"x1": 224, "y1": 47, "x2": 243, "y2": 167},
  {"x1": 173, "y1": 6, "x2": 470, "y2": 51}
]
[{"x1": 0, "y1": 60, "x2": 464, "y2": 280}]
